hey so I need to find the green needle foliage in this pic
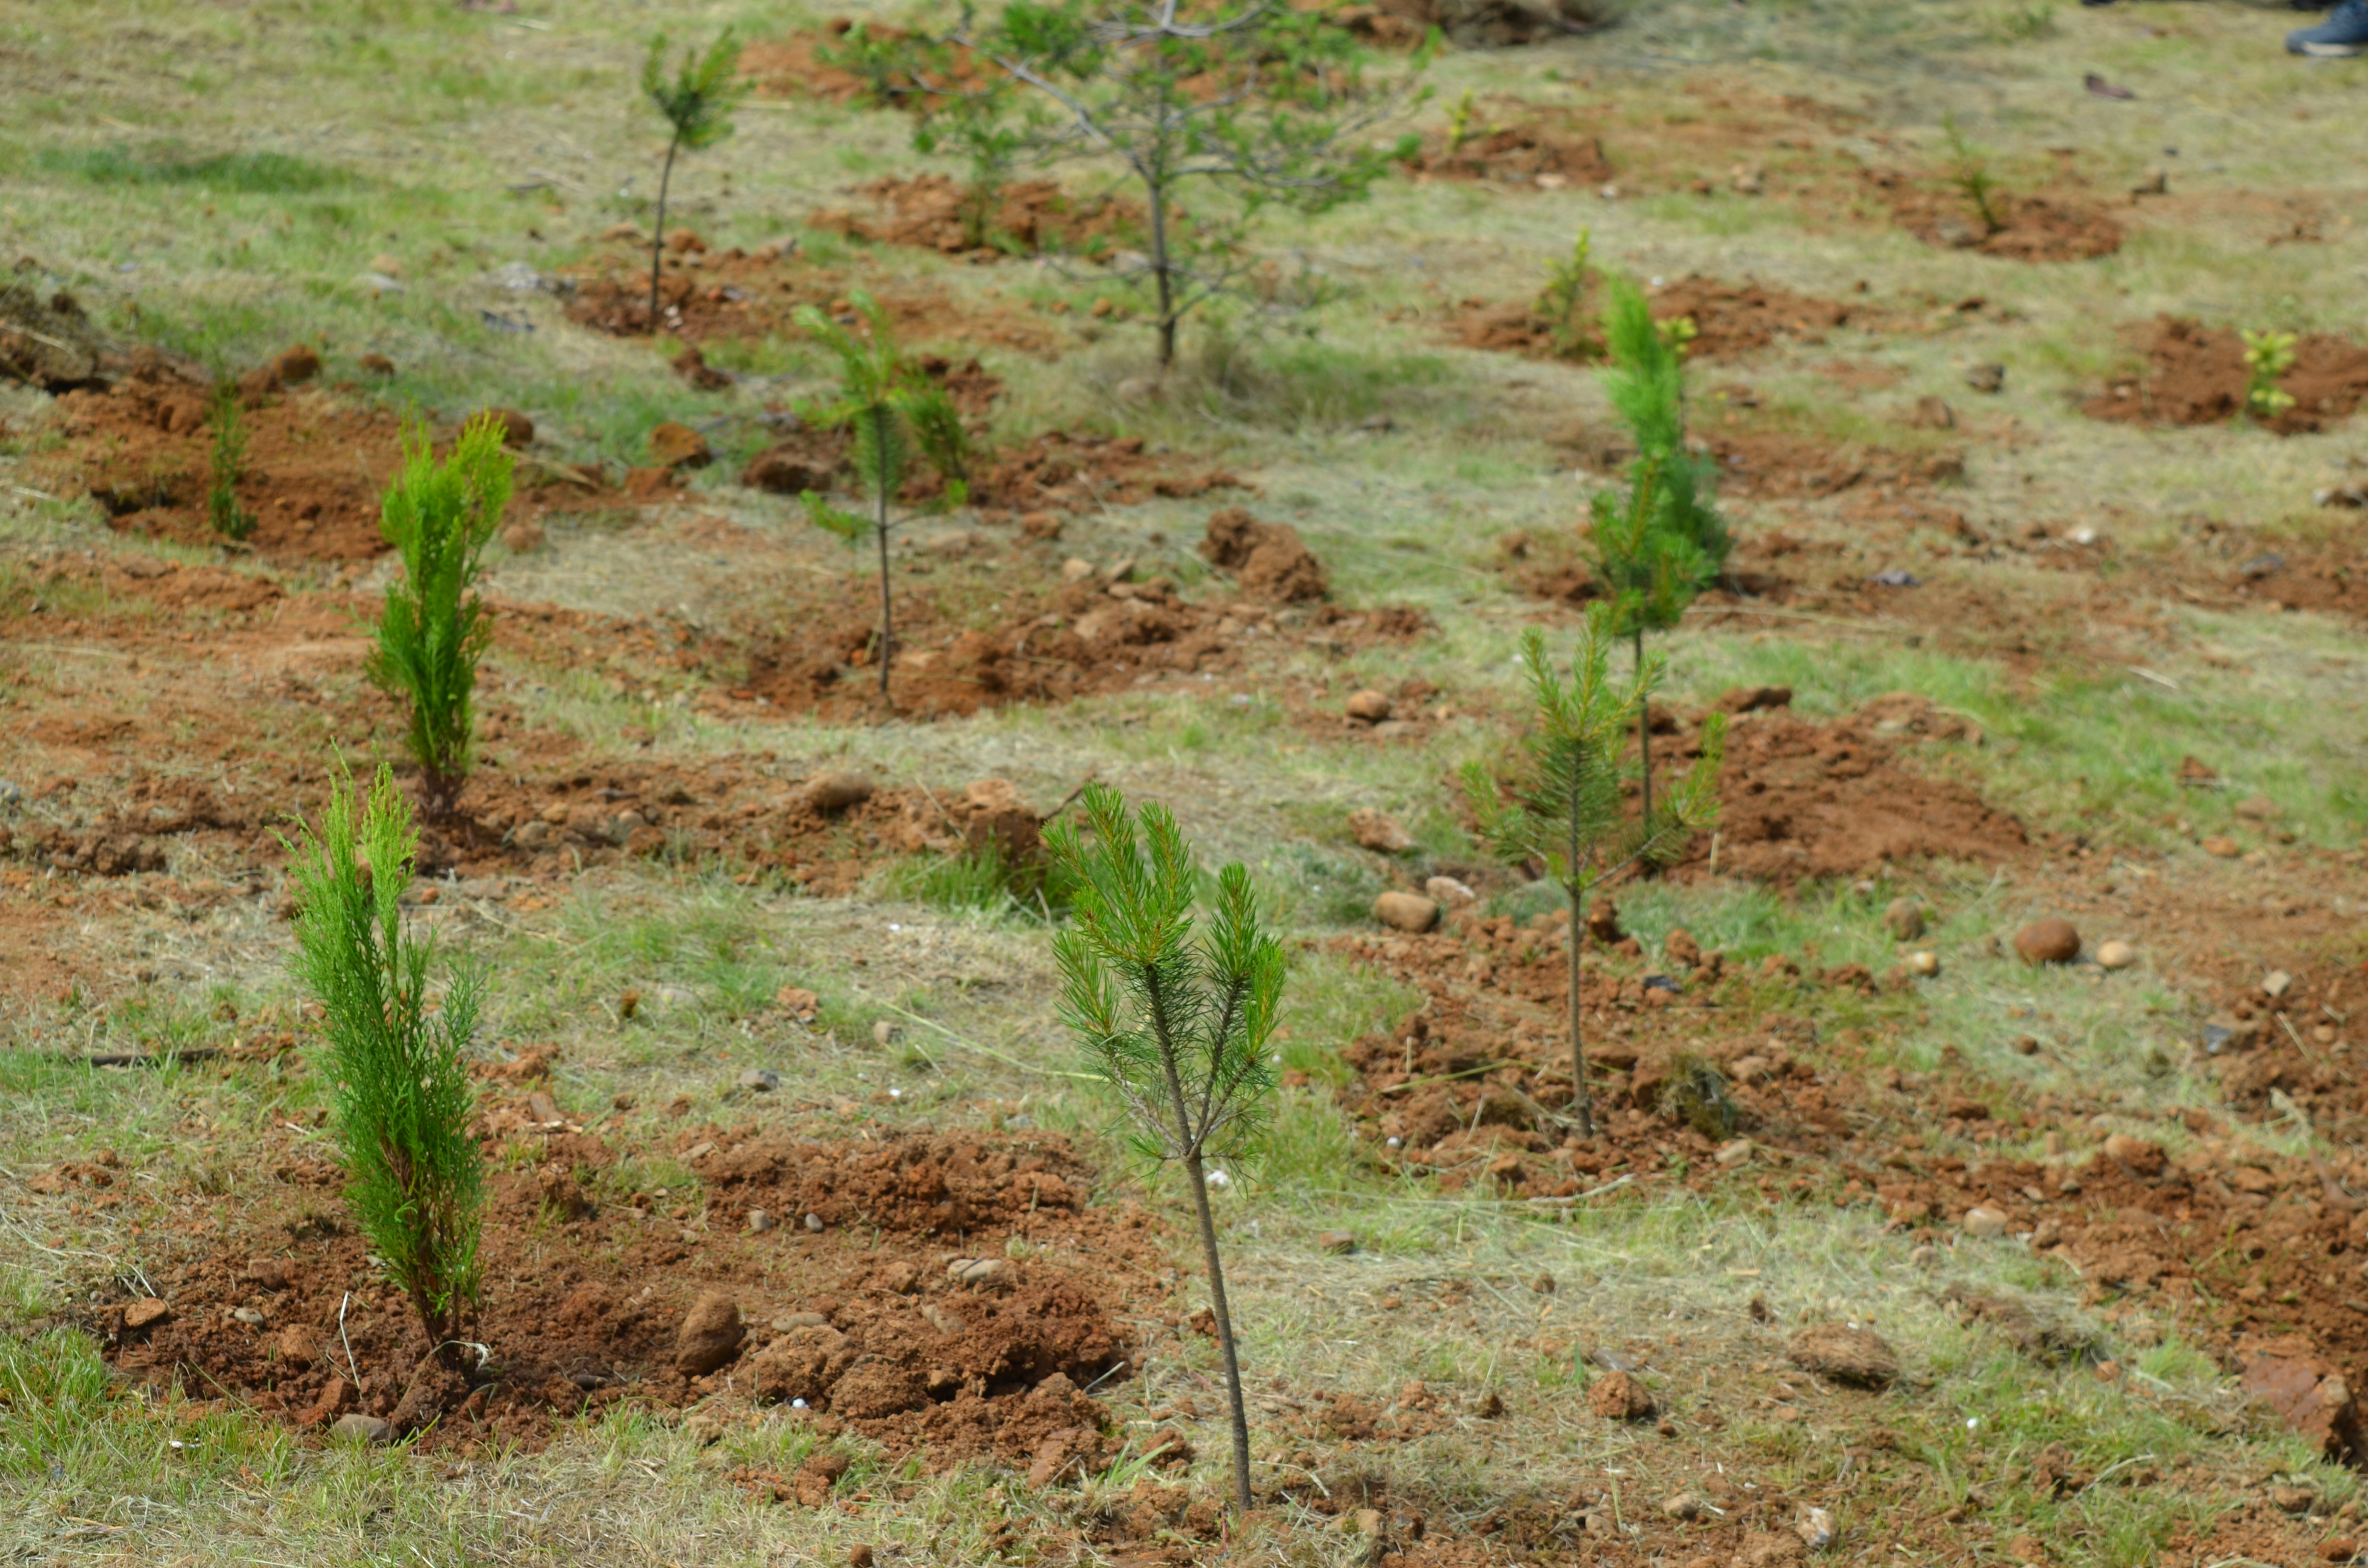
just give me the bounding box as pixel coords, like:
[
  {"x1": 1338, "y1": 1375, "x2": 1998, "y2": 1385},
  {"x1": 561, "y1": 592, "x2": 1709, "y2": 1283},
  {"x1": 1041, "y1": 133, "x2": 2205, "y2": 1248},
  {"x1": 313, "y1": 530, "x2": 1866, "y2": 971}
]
[
  {"x1": 948, "y1": 0, "x2": 1432, "y2": 368},
  {"x1": 641, "y1": 29, "x2": 746, "y2": 328},
  {"x1": 2242, "y1": 328, "x2": 2298, "y2": 421},
  {"x1": 795, "y1": 291, "x2": 971, "y2": 705},
  {"x1": 1591, "y1": 274, "x2": 1729, "y2": 836},
  {"x1": 1538, "y1": 230, "x2": 1599, "y2": 360},
  {"x1": 1941, "y1": 114, "x2": 2002, "y2": 235},
  {"x1": 367, "y1": 413, "x2": 513, "y2": 821},
  {"x1": 1462, "y1": 612, "x2": 1726, "y2": 1138},
  {"x1": 287, "y1": 763, "x2": 486, "y2": 1366},
  {"x1": 204, "y1": 384, "x2": 255, "y2": 540},
  {"x1": 1045, "y1": 782, "x2": 1282, "y2": 1515}
]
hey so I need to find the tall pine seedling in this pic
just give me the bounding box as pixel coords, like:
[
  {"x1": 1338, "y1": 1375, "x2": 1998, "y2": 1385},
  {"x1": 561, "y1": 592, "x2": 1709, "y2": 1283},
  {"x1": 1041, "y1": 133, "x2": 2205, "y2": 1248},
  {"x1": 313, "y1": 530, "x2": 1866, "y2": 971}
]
[
  {"x1": 794, "y1": 292, "x2": 970, "y2": 704},
  {"x1": 1590, "y1": 274, "x2": 1728, "y2": 837},
  {"x1": 1462, "y1": 613, "x2": 1725, "y2": 1137},
  {"x1": 368, "y1": 413, "x2": 513, "y2": 821},
  {"x1": 641, "y1": 30, "x2": 746, "y2": 328},
  {"x1": 287, "y1": 764, "x2": 487, "y2": 1367},
  {"x1": 1046, "y1": 783, "x2": 1282, "y2": 1514}
]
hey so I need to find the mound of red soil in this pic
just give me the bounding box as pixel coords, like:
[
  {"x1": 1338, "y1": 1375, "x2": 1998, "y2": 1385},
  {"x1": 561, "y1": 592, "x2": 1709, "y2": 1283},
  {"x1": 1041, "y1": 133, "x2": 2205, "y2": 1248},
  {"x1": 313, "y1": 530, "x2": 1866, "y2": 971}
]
[
  {"x1": 964, "y1": 430, "x2": 1245, "y2": 518},
  {"x1": 1454, "y1": 274, "x2": 1865, "y2": 365},
  {"x1": 811, "y1": 175, "x2": 1141, "y2": 258},
  {"x1": 1881, "y1": 176, "x2": 2122, "y2": 262},
  {"x1": 1404, "y1": 124, "x2": 1613, "y2": 189},
  {"x1": 1702, "y1": 427, "x2": 1964, "y2": 501},
  {"x1": 1200, "y1": 507, "x2": 1329, "y2": 603},
  {"x1": 2085, "y1": 315, "x2": 2368, "y2": 435},
  {"x1": 94, "y1": 1128, "x2": 1143, "y2": 1457}
]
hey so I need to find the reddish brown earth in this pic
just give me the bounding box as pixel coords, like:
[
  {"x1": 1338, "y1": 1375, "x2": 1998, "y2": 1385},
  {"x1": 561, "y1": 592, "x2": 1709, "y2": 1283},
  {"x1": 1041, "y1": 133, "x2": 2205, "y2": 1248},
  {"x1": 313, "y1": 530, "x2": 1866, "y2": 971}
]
[
  {"x1": 1403, "y1": 124, "x2": 1615, "y2": 190},
  {"x1": 2086, "y1": 315, "x2": 2368, "y2": 434},
  {"x1": 1454, "y1": 275, "x2": 1870, "y2": 366},
  {"x1": 1878, "y1": 175, "x2": 2124, "y2": 262},
  {"x1": 811, "y1": 175, "x2": 1143, "y2": 259},
  {"x1": 84, "y1": 1127, "x2": 1146, "y2": 1460}
]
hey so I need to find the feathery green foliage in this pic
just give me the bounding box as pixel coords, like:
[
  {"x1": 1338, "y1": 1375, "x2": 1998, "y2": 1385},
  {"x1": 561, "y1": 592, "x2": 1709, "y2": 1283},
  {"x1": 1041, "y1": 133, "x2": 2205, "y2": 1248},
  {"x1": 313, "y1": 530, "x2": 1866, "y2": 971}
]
[
  {"x1": 1539, "y1": 231, "x2": 1600, "y2": 360},
  {"x1": 795, "y1": 291, "x2": 971, "y2": 704},
  {"x1": 1592, "y1": 273, "x2": 1729, "y2": 833},
  {"x1": 286, "y1": 764, "x2": 486, "y2": 1363},
  {"x1": 640, "y1": 29, "x2": 746, "y2": 327},
  {"x1": 2242, "y1": 328, "x2": 2297, "y2": 421},
  {"x1": 1045, "y1": 782, "x2": 1283, "y2": 1513},
  {"x1": 951, "y1": 0, "x2": 1432, "y2": 367},
  {"x1": 1940, "y1": 114, "x2": 2002, "y2": 235},
  {"x1": 367, "y1": 413, "x2": 513, "y2": 819},
  {"x1": 204, "y1": 384, "x2": 255, "y2": 540},
  {"x1": 1462, "y1": 612, "x2": 1726, "y2": 1137}
]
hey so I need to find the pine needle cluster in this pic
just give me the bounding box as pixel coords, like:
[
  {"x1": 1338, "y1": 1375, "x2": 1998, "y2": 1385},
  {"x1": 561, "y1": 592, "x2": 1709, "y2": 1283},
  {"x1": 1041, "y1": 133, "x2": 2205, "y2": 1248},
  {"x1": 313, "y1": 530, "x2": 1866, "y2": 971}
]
[
  {"x1": 641, "y1": 29, "x2": 746, "y2": 326},
  {"x1": 205, "y1": 385, "x2": 256, "y2": 540},
  {"x1": 367, "y1": 413, "x2": 513, "y2": 820},
  {"x1": 286, "y1": 764, "x2": 486, "y2": 1362},
  {"x1": 1045, "y1": 783, "x2": 1283, "y2": 1514}
]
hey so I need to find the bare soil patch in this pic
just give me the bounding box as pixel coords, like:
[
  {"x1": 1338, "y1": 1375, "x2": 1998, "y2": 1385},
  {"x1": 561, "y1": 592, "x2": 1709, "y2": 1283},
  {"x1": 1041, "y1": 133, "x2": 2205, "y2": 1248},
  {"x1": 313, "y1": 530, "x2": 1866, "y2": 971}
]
[
  {"x1": 1878, "y1": 175, "x2": 2123, "y2": 262},
  {"x1": 1452, "y1": 274, "x2": 1868, "y2": 365},
  {"x1": 810, "y1": 175, "x2": 1142, "y2": 260},
  {"x1": 1403, "y1": 124, "x2": 1614, "y2": 191},
  {"x1": 89, "y1": 1127, "x2": 1145, "y2": 1459},
  {"x1": 2085, "y1": 315, "x2": 2368, "y2": 434}
]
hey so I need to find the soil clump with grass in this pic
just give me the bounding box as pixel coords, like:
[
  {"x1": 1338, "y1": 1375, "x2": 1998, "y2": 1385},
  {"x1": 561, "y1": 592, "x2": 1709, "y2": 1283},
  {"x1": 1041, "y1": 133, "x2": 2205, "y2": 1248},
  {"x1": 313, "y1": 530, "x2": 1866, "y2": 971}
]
[{"x1": 2086, "y1": 315, "x2": 2368, "y2": 434}]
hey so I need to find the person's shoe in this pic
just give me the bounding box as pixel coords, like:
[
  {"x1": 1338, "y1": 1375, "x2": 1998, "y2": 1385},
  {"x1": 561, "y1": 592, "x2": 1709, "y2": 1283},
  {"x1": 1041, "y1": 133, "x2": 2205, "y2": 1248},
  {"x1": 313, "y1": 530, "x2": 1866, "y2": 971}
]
[{"x1": 2289, "y1": 0, "x2": 2368, "y2": 52}]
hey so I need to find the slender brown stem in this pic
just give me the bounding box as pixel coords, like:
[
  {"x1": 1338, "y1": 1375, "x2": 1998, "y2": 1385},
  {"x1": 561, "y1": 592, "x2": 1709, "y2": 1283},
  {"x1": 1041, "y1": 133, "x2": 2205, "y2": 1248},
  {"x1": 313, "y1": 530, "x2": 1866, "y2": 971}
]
[
  {"x1": 649, "y1": 134, "x2": 681, "y2": 330},
  {"x1": 874, "y1": 481, "x2": 893, "y2": 704},
  {"x1": 1634, "y1": 627, "x2": 1652, "y2": 847},
  {"x1": 1146, "y1": 172, "x2": 1176, "y2": 370},
  {"x1": 1565, "y1": 730, "x2": 1595, "y2": 1138}
]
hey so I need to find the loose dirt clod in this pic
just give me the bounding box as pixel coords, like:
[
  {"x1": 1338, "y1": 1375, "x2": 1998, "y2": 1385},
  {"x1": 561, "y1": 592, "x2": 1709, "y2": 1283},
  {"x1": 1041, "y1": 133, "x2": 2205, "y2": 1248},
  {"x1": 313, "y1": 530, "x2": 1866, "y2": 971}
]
[
  {"x1": 1344, "y1": 690, "x2": 1394, "y2": 724},
  {"x1": 1200, "y1": 507, "x2": 1329, "y2": 602},
  {"x1": 1349, "y1": 808, "x2": 1414, "y2": 853},
  {"x1": 1373, "y1": 891, "x2": 1440, "y2": 932},
  {"x1": 1883, "y1": 897, "x2": 1926, "y2": 942},
  {"x1": 1588, "y1": 1369, "x2": 1654, "y2": 1419},
  {"x1": 1785, "y1": 1325, "x2": 1898, "y2": 1387},
  {"x1": 2013, "y1": 918, "x2": 2081, "y2": 965}
]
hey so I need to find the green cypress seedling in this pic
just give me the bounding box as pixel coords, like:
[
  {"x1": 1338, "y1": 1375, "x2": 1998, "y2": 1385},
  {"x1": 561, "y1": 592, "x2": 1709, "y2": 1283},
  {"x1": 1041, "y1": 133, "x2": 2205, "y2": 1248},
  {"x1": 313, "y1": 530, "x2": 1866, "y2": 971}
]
[
  {"x1": 1591, "y1": 274, "x2": 1729, "y2": 836},
  {"x1": 286, "y1": 763, "x2": 486, "y2": 1366},
  {"x1": 367, "y1": 414, "x2": 513, "y2": 821},
  {"x1": 641, "y1": 29, "x2": 747, "y2": 329},
  {"x1": 1462, "y1": 611, "x2": 1725, "y2": 1137},
  {"x1": 2242, "y1": 329, "x2": 2298, "y2": 422},
  {"x1": 794, "y1": 291, "x2": 970, "y2": 705},
  {"x1": 205, "y1": 384, "x2": 256, "y2": 540},
  {"x1": 1045, "y1": 783, "x2": 1283, "y2": 1514}
]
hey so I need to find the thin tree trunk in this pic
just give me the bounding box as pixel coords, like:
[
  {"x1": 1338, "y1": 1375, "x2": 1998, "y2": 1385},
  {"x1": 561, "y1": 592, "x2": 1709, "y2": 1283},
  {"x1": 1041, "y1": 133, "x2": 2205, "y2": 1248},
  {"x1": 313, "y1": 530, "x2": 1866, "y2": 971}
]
[
  {"x1": 873, "y1": 443, "x2": 894, "y2": 704},
  {"x1": 649, "y1": 134, "x2": 681, "y2": 330},
  {"x1": 1565, "y1": 747, "x2": 1595, "y2": 1139},
  {"x1": 1634, "y1": 627, "x2": 1652, "y2": 845},
  {"x1": 1146, "y1": 172, "x2": 1176, "y2": 370}
]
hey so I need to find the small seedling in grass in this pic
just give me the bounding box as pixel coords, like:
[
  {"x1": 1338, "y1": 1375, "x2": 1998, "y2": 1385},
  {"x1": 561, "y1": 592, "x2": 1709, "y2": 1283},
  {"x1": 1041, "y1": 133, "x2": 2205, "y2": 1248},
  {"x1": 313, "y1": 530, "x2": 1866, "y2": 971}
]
[
  {"x1": 1941, "y1": 114, "x2": 2002, "y2": 234},
  {"x1": 1661, "y1": 1052, "x2": 1738, "y2": 1139},
  {"x1": 205, "y1": 384, "x2": 255, "y2": 540},
  {"x1": 1444, "y1": 87, "x2": 1478, "y2": 154},
  {"x1": 286, "y1": 763, "x2": 486, "y2": 1369},
  {"x1": 794, "y1": 291, "x2": 971, "y2": 705},
  {"x1": 1045, "y1": 782, "x2": 1282, "y2": 1514},
  {"x1": 1461, "y1": 612, "x2": 1725, "y2": 1138},
  {"x1": 1591, "y1": 274, "x2": 1729, "y2": 837},
  {"x1": 1987, "y1": 0, "x2": 2055, "y2": 39},
  {"x1": 641, "y1": 29, "x2": 746, "y2": 329},
  {"x1": 2242, "y1": 329, "x2": 2298, "y2": 421},
  {"x1": 1538, "y1": 230, "x2": 1600, "y2": 360},
  {"x1": 367, "y1": 413, "x2": 513, "y2": 821},
  {"x1": 827, "y1": 26, "x2": 1052, "y2": 254}
]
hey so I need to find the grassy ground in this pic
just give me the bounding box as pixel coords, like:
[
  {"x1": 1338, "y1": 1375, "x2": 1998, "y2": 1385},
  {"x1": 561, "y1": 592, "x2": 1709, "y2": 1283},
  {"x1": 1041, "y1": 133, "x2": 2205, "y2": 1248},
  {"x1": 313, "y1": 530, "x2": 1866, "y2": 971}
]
[{"x1": 4, "y1": 0, "x2": 2368, "y2": 1563}]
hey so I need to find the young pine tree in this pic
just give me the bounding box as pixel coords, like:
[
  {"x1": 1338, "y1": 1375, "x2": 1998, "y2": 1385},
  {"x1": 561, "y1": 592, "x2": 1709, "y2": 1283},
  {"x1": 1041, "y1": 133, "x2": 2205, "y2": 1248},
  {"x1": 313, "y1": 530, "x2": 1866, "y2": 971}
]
[
  {"x1": 1045, "y1": 783, "x2": 1282, "y2": 1515},
  {"x1": 1462, "y1": 613, "x2": 1725, "y2": 1138},
  {"x1": 287, "y1": 763, "x2": 487, "y2": 1368},
  {"x1": 1591, "y1": 274, "x2": 1729, "y2": 837},
  {"x1": 367, "y1": 413, "x2": 514, "y2": 821},
  {"x1": 794, "y1": 292, "x2": 970, "y2": 705},
  {"x1": 205, "y1": 384, "x2": 256, "y2": 540},
  {"x1": 641, "y1": 30, "x2": 747, "y2": 328}
]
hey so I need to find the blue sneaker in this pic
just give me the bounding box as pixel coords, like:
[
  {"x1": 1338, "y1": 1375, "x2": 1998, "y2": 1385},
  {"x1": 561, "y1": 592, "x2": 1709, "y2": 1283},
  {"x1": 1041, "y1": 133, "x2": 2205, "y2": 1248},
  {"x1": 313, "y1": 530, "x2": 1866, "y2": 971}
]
[{"x1": 2289, "y1": 0, "x2": 2368, "y2": 52}]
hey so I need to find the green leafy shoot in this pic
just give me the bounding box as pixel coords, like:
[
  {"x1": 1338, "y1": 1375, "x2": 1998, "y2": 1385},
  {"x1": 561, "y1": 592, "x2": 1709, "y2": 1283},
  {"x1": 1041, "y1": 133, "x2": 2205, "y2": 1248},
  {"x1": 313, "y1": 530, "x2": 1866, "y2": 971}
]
[
  {"x1": 2243, "y1": 328, "x2": 2298, "y2": 421},
  {"x1": 1444, "y1": 87, "x2": 1478, "y2": 155},
  {"x1": 641, "y1": 29, "x2": 746, "y2": 327},
  {"x1": 1462, "y1": 612, "x2": 1726, "y2": 1137},
  {"x1": 1045, "y1": 782, "x2": 1282, "y2": 1513},
  {"x1": 205, "y1": 384, "x2": 255, "y2": 540},
  {"x1": 285, "y1": 763, "x2": 486, "y2": 1365},
  {"x1": 794, "y1": 291, "x2": 971, "y2": 702},
  {"x1": 1539, "y1": 230, "x2": 1599, "y2": 360},
  {"x1": 367, "y1": 413, "x2": 514, "y2": 820},
  {"x1": 1941, "y1": 113, "x2": 2002, "y2": 234}
]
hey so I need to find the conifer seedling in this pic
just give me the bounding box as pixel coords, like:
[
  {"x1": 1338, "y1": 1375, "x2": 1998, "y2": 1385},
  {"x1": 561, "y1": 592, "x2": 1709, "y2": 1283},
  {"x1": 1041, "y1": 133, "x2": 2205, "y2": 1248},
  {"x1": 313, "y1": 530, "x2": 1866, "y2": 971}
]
[
  {"x1": 367, "y1": 413, "x2": 514, "y2": 821},
  {"x1": 1591, "y1": 274, "x2": 1728, "y2": 836},
  {"x1": 641, "y1": 29, "x2": 747, "y2": 328},
  {"x1": 286, "y1": 763, "x2": 487, "y2": 1368},
  {"x1": 1462, "y1": 613, "x2": 1725, "y2": 1137},
  {"x1": 205, "y1": 384, "x2": 255, "y2": 540},
  {"x1": 794, "y1": 291, "x2": 971, "y2": 704},
  {"x1": 2242, "y1": 328, "x2": 2298, "y2": 421},
  {"x1": 1045, "y1": 783, "x2": 1282, "y2": 1514}
]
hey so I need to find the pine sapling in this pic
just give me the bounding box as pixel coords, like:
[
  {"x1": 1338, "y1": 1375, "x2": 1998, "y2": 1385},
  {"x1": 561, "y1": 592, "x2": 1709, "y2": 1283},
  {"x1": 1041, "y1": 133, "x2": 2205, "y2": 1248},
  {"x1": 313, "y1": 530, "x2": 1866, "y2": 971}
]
[
  {"x1": 1462, "y1": 613, "x2": 1725, "y2": 1137},
  {"x1": 1538, "y1": 230, "x2": 1598, "y2": 360},
  {"x1": 641, "y1": 29, "x2": 746, "y2": 329},
  {"x1": 1045, "y1": 783, "x2": 1282, "y2": 1515},
  {"x1": 286, "y1": 763, "x2": 487, "y2": 1369},
  {"x1": 1592, "y1": 275, "x2": 1728, "y2": 836},
  {"x1": 1444, "y1": 87, "x2": 1478, "y2": 155},
  {"x1": 2243, "y1": 328, "x2": 2298, "y2": 422},
  {"x1": 794, "y1": 291, "x2": 970, "y2": 704},
  {"x1": 367, "y1": 413, "x2": 514, "y2": 821},
  {"x1": 1940, "y1": 114, "x2": 2002, "y2": 235},
  {"x1": 206, "y1": 384, "x2": 256, "y2": 540}
]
